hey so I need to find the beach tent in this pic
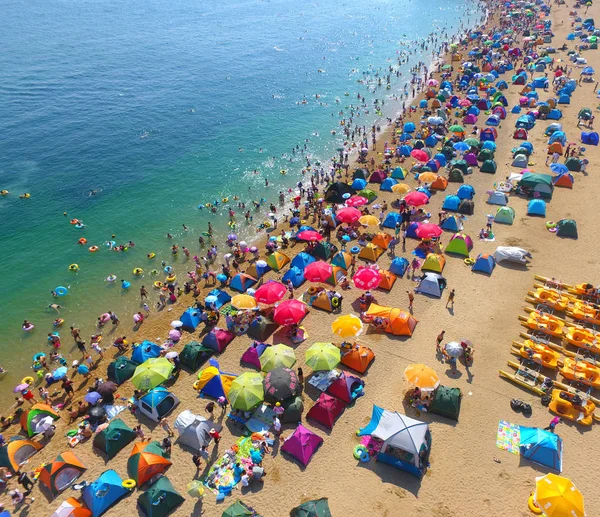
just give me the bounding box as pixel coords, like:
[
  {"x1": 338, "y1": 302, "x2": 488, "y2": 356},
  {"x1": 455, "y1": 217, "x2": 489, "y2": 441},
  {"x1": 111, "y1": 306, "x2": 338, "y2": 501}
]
[
  {"x1": 480, "y1": 128, "x2": 497, "y2": 142},
  {"x1": 378, "y1": 270, "x2": 397, "y2": 291},
  {"x1": 247, "y1": 316, "x2": 279, "y2": 341},
  {"x1": 179, "y1": 341, "x2": 213, "y2": 372},
  {"x1": 174, "y1": 410, "x2": 220, "y2": 450},
  {"x1": 357, "y1": 189, "x2": 377, "y2": 203},
  {"x1": 282, "y1": 266, "x2": 306, "y2": 288},
  {"x1": 306, "y1": 393, "x2": 346, "y2": 429},
  {"x1": 440, "y1": 215, "x2": 463, "y2": 232},
  {"x1": 547, "y1": 109, "x2": 563, "y2": 120},
  {"x1": 485, "y1": 114, "x2": 500, "y2": 126},
  {"x1": 382, "y1": 212, "x2": 402, "y2": 228},
  {"x1": 581, "y1": 131, "x2": 599, "y2": 146},
  {"x1": 553, "y1": 173, "x2": 574, "y2": 188},
  {"x1": 445, "y1": 234, "x2": 473, "y2": 256},
  {"x1": 477, "y1": 148, "x2": 494, "y2": 162},
  {"x1": 555, "y1": 219, "x2": 578, "y2": 238},
  {"x1": 310, "y1": 241, "x2": 338, "y2": 261},
  {"x1": 472, "y1": 253, "x2": 496, "y2": 275},
  {"x1": 291, "y1": 498, "x2": 332, "y2": 517},
  {"x1": 136, "y1": 387, "x2": 180, "y2": 422},
  {"x1": 405, "y1": 221, "x2": 421, "y2": 239},
  {"x1": 241, "y1": 342, "x2": 270, "y2": 370},
  {"x1": 519, "y1": 427, "x2": 563, "y2": 472},
  {"x1": 513, "y1": 128, "x2": 528, "y2": 140},
  {"x1": 457, "y1": 185, "x2": 475, "y2": 200},
  {"x1": 39, "y1": 451, "x2": 86, "y2": 498},
  {"x1": 380, "y1": 177, "x2": 398, "y2": 192},
  {"x1": 371, "y1": 233, "x2": 392, "y2": 250},
  {"x1": 493, "y1": 246, "x2": 531, "y2": 264},
  {"x1": 205, "y1": 288, "x2": 232, "y2": 309},
  {"x1": 450, "y1": 159, "x2": 468, "y2": 174},
  {"x1": 201, "y1": 328, "x2": 235, "y2": 353},
  {"x1": 229, "y1": 273, "x2": 257, "y2": 293},
  {"x1": 431, "y1": 176, "x2": 448, "y2": 190},
  {"x1": 358, "y1": 243, "x2": 385, "y2": 262},
  {"x1": 352, "y1": 178, "x2": 367, "y2": 190},
  {"x1": 527, "y1": 199, "x2": 546, "y2": 216},
  {"x1": 131, "y1": 341, "x2": 162, "y2": 365},
  {"x1": 245, "y1": 261, "x2": 271, "y2": 280},
  {"x1": 416, "y1": 273, "x2": 447, "y2": 298},
  {"x1": 511, "y1": 154, "x2": 528, "y2": 167},
  {"x1": 353, "y1": 168, "x2": 368, "y2": 180},
  {"x1": 82, "y1": 470, "x2": 128, "y2": 517},
  {"x1": 179, "y1": 308, "x2": 201, "y2": 332},
  {"x1": 93, "y1": 419, "x2": 136, "y2": 460},
  {"x1": 487, "y1": 191, "x2": 508, "y2": 206},
  {"x1": 365, "y1": 304, "x2": 417, "y2": 336},
  {"x1": 137, "y1": 476, "x2": 184, "y2": 517},
  {"x1": 310, "y1": 291, "x2": 337, "y2": 313},
  {"x1": 50, "y1": 498, "x2": 92, "y2": 517},
  {"x1": 222, "y1": 500, "x2": 261, "y2": 517},
  {"x1": 331, "y1": 251, "x2": 352, "y2": 270},
  {"x1": 391, "y1": 167, "x2": 407, "y2": 179},
  {"x1": 430, "y1": 387, "x2": 462, "y2": 421},
  {"x1": 495, "y1": 206, "x2": 515, "y2": 225},
  {"x1": 340, "y1": 344, "x2": 375, "y2": 374},
  {"x1": 516, "y1": 115, "x2": 535, "y2": 129},
  {"x1": 481, "y1": 159, "x2": 497, "y2": 173},
  {"x1": 358, "y1": 405, "x2": 431, "y2": 477},
  {"x1": 518, "y1": 173, "x2": 554, "y2": 199},
  {"x1": 107, "y1": 356, "x2": 137, "y2": 384},
  {"x1": 325, "y1": 265, "x2": 347, "y2": 286},
  {"x1": 442, "y1": 195, "x2": 461, "y2": 211},
  {"x1": 325, "y1": 182, "x2": 355, "y2": 204},
  {"x1": 457, "y1": 199, "x2": 474, "y2": 215},
  {"x1": 281, "y1": 396, "x2": 304, "y2": 425},
  {"x1": 326, "y1": 371, "x2": 364, "y2": 404},
  {"x1": 266, "y1": 251, "x2": 290, "y2": 272},
  {"x1": 0, "y1": 437, "x2": 43, "y2": 473},
  {"x1": 20, "y1": 403, "x2": 60, "y2": 437},
  {"x1": 565, "y1": 157, "x2": 582, "y2": 172},
  {"x1": 195, "y1": 361, "x2": 236, "y2": 399},
  {"x1": 448, "y1": 169, "x2": 464, "y2": 183},
  {"x1": 389, "y1": 257, "x2": 409, "y2": 277},
  {"x1": 127, "y1": 441, "x2": 171, "y2": 487},
  {"x1": 370, "y1": 170, "x2": 387, "y2": 184},
  {"x1": 281, "y1": 424, "x2": 323, "y2": 466},
  {"x1": 421, "y1": 253, "x2": 446, "y2": 273}
]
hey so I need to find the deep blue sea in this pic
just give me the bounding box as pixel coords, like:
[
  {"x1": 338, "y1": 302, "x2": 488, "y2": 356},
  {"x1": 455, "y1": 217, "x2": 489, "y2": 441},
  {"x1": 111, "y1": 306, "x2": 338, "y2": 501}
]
[{"x1": 0, "y1": 0, "x2": 483, "y2": 386}]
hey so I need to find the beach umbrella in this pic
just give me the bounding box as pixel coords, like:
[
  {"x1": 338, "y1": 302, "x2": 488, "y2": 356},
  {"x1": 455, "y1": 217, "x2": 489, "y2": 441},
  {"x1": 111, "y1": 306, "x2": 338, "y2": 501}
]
[
  {"x1": 458, "y1": 98, "x2": 472, "y2": 107},
  {"x1": 403, "y1": 192, "x2": 429, "y2": 206},
  {"x1": 418, "y1": 172, "x2": 438, "y2": 184},
  {"x1": 336, "y1": 207, "x2": 362, "y2": 224},
  {"x1": 231, "y1": 294, "x2": 257, "y2": 310},
  {"x1": 131, "y1": 358, "x2": 174, "y2": 390},
  {"x1": 345, "y1": 195, "x2": 369, "y2": 207},
  {"x1": 273, "y1": 300, "x2": 307, "y2": 325},
  {"x1": 186, "y1": 480, "x2": 204, "y2": 498},
  {"x1": 228, "y1": 372, "x2": 264, "y2": 411},
  {"x1": 331, "y1": 314, "x2": 363, "y2": 338},
  {"x1": 304, "y1": 261, "x2": 333, "y2": 283},
  {"x1": 84, "y1": 392, "x2": 102, "y2": 404},
  {"x1": 170, "y1": 320, "x2": 183, "y2": 329},
  {"x1": 53, "y1": 366, "x2": 68, "y2": 380},
  {"x1": 391, "y1": 183, "x2": 411, "y2": 194},
  {"x1": 352, "y1": 267, "x2": 381, "y2": 290},
  {"x1": 534, "y1": 474, "x2": 584, "y2": 517},
  {"x1": 305, "y1": 343, "x2": 341, "y2": 371},
  {"x1": 297, "y1": 230, "x2": 323, "y2": 242},
  {"x1": 444, "y1": 341, "x2": 464, "y2": 358},
  {"x1": 410, "y1": 149, "x2": 429, "y2": 162},
  {"x1": 263, "y1": 367, "x2": 300, "y2": 402},
  {"x1": 13, "y1": 383, "x2": 29, "y2": 393},
  {"x1": 415, "y1": 223, "x2": 443, "y2": 239},
  {"x1": 96, "y1": 381, "x2": 118, "y2": 397},
  {"x1": 404, "y1": 364, "x2": 440, "y2": 391},
  {"x1": 449, "y1": 125, "x2": 465, "y2": 133},
  {"x1": 260, "y1": 344, "x2": 296, "y2": 372},
  {"x1": 453, "y1": 141, "x2": 470, "y2": 152},
  {"x1": 254, "y1": 281, "x2": 286, "y2": 304},
  {"x1": 550, "y1": 163, "x2": 569, "y2": 175},
  {"x1": 464, "y1": 137, "x2": 479, "y2": 147},
  {"x1": 358, "y1": 215, "x2": 380, "y2": 227}
]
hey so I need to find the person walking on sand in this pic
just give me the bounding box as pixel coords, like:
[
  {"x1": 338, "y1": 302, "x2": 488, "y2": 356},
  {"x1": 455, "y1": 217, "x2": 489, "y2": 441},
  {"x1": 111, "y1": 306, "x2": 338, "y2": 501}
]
[
  {"x1": 446, "y1": 289, "x2": 456, "y2": 308},
  {"x1": 436, "y1": 330, "x2": 445, "y2": 352},
  {"x1": 159, "y1": 417, "x2": 174, "y2": 437},
  {"x1": 407, "y1": 290, "x2": 414, "y2": 311},
  {"x1": 544, "y1": 416, "x2": 562, "y2": 433}
]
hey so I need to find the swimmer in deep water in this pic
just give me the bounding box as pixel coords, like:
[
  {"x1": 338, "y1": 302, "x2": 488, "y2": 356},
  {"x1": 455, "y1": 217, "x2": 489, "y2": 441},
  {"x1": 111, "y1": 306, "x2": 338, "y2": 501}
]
[{"x1": 49, "y1": 304, "x2": 63, "y2": 314}]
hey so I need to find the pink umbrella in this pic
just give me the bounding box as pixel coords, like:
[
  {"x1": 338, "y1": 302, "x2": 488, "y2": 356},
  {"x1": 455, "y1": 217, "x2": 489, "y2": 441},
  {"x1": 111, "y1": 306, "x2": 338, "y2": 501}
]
[
  {"x1": 353, "y1": 267, "x2": 381, "y2": 290},
  {"x1": 403, "y1": 191, "x2": 430, "y2": 206},
  {"x1": 297, "y1": 230, "x2": 323, "y2": 242},
  {"x1": 415, "y1": 223, "x2": 443, "y2": 239},
  {"x1": 345, "y1": 196, "x2": 369, "y2": 207},
  {"x1": 426, "y1": 79, "x2": 439, "y2": 86},
  {"x1": 410, "y1": 149, "x2": 429, "y2": 162},
  {"x1": 273, "y1": 300, "x2": 307, "y2": 325},
  {"x1": 458, "y1": 98, "x2": 472, "y2": 107},
  {"x1": 304, "y1": 261, "x2": 333, "y2": 283},
  {"x1": 169, "y1": 329, "x2": 181, "y2": 341},
  {"x1": 335, "y1": 207, "x2": 362, "y2": 224},
  {"x1": 254, "y1": 281, "x2": 286, "y2": 304}
]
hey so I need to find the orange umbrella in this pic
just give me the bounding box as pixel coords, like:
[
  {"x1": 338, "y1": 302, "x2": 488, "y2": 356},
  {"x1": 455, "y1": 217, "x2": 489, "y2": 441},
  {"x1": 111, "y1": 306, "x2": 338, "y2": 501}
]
[{"x1": 404, "y1": 363, "x2": 440, "y2": 390}]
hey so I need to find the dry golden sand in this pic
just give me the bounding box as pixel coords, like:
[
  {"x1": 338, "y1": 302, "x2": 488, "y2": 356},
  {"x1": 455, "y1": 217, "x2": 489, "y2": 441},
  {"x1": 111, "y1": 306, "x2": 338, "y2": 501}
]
[{"x1": 5, "y1": 3, "x2": 600, "y2": 516}]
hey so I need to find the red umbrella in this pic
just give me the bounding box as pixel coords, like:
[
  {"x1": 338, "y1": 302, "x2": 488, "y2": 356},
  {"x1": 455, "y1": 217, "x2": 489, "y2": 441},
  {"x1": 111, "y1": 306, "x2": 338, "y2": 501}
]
[
  {"x1": 403, "y1": 191, "x2": 429, "y2": 206},
  {"x1": 345, "y1": 196, "x2": 369, "y2": 207},
  {"x1": 273, "y1": 300, "x2": 307, "y2": 325},
  {"x1": 458, "y1": 98, "x2": 472, "y2": 107},
  {"x1": 410, "y1": 149, "x2": 429, "y2": 162},
  {"x1": 336, "y1": 207, "x2": 362, "y2": 224},
  {"x1": 297, "y1": 230, "x2": 323, "y2": 242},
  {"x1": 415, "y1": 223, "x2": 443, "y2": 239},
  {"x1": 254, "y1": 281, "x2": 286, "y2": 304},
  {"x1": 304, "y1": 261, "x2": 333, "y2": 283},
  {"x1": 352, "y1": 267, "x2": 381, "y2": 290}
]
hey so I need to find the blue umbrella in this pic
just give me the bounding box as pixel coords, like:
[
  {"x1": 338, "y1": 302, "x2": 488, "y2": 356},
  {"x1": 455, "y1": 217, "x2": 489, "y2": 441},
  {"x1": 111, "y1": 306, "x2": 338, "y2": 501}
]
[
  {"x1": 84, "y1": 391, "x2": 102, "y2": 404},
  {"x1": 342, "y1": 235, "x2": 351, "y2": 242},
  {"x1": 550, "y1": 163, "x2": 569, "y2": 174},
  {"x1": 216, "y1": 274, "x2": 228, "y2": 283},
  {"x1": 290, "y1": 217, "x2": 300, "y2": 225},
  {"x1": 453, "y1": 141, "x2": 470, "y2": 152},
  {"x1": 53, "y1": 366, "x2": 68, "y2": 380},
  {"x1": 205, "y1": 295, "x2": 218, "y2": 305}
]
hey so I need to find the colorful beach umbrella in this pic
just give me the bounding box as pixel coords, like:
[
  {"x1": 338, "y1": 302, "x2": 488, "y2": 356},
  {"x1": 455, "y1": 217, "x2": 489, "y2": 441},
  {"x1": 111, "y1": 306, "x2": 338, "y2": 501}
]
[
  {"x1": 418, "y1": 172, "x2": 438, "y2": 184},
  {"x1": 352, "y1": 267, "x2": 381, "y2": 290},
  {"x1": 305, "y1": 343, "x2": 341, "y2": 371},
  {"x1": 358, "y1": 215, "x2": 380, "y2": 227},
  {"x1": 263, "y1": 367, "x2": 300, "y2": 402},
  {"x1": 297, "y1": 230, "x2": 323, "y2": 242},
  {"x1": 331, "y1": 314, "x2": 363, "y2": 338},
  {"x1": 230, "y1": 294, "x2": 257, "y2": 310},
  {"x1": 259, "y1": 344, "x2": 296, "y2": 372},
  {"x1": 403, "y1": 191, "x2": 429, "y2": 206},
  {"x1": 273, "y1": 300, "x2": 307, "y2": 325},
  {"x1": 254, "y1": 281, "x2": 286, "y2": 304},
  {"x1": 336, "y1": 207, "x2": 362, "y2": 224},
  {"x1": 411, "y1": 149, "x2": 429, "y2": 162},
  {"x1": 131, "y1": 358, "x2": 174, "y2": 390},
  {"x1": 228, "y1": 372, "x2": 264, "y2": 411},
  {"x1": 391, "y1": 183, "x2": 411, "y2": 194},
  {"x1": 345, "y1": 195, "x2": 369, "y2": 207},
  {"x1": 304, "y1": 261, "x2": 333, "y2": 283},
  {"x1": 415, "y1": 223, "x2": 443, "y2": 239},
  {"x1": 534, "y1": 474, "x2": 584, "y2": 517},
  {"x1": 404, "y1": 364, "x2": 440, "y2": 391}
]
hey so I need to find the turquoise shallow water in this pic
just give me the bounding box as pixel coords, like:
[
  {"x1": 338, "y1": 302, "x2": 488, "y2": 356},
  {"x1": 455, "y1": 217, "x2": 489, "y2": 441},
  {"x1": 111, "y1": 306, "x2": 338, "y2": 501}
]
[{"x1": 0, "y1": 0, "x2": 483, "y2": 386}]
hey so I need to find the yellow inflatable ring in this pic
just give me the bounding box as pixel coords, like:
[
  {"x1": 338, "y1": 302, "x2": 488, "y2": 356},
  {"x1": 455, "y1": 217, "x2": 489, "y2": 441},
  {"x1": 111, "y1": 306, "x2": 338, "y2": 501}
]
[
  {"x1": 464, "y1": 258, "x2": 475, "y2": 265},
  {"x1": 69, "y1": 264, "x2": 79, "y2": 271},
  {"x1": 150, "y1": 269, "x2": 158, "y2": 275},
  {"x1": 307, "y1": 286, "x2": 318, "y2": 295},
  {"x1": 122, "y1": 479, "x2": 136, "y2": 490},
  {"x1": 205, "y1": 203, "x2": 212, "y2": 208},
  {"x1": 89, "y1": 246, "x2": 99, "y2": 252},
  {"x1": 1, "y1": 190, "x2": 8, "y2": 196},
  {"x1": 331, "y1": 297, "x2": 340, "y2": 308},
  {"x1": 21, "y1": 376, "x2": 34, "y2": 385},
  {"x1": 193, "y1": 380, "x2": 201, "y2": 391},
  {"x1": 166, "y1": 275, "x2": 176, "y2": 283},
  {"x1": 133, "y1": 268, "x2": 143, "y2": 275},
  {"x1": 264, "y1": 222, "x2": 271, "y2": 228},
  {"x1": 147, "y1": 253, "x2": 155, "y2": 259},
  {"x1": 546, "y1": 221, "x2": 556, "y2": 229},
  {"x1": 154, "y1": 281, "x2": 163, "y2": 289},
  {"x1": 222, "y1": 197, "x2": 229, "y2": 203},
  {"x1": 528, "y1": 495, "x2": 542, "y2": 514}
]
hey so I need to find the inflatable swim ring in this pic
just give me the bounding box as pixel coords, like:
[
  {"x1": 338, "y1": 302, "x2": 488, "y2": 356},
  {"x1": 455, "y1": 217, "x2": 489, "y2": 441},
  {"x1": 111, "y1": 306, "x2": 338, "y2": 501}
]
[
  {"x1": 19, "y1": 193, "x2": 31, "y2": 199},
  {"x1": 528, "y1": 495, "x2": 542, "y2": 514},
  {"x1": 353, "y1": 445, "x2": 370, "y2": 462},
  {"x1": 154, "y1": 281, "x2": 163, "y2": 289},
  {"x1": 222, "y1": 197, "x2": 229, "y2": 203},
  {"x1": 133, "y1": 268, "x2": 143, "y2": 275},
  {"x1": 147, "y1": 253, "x2": 155, "y2": 259},
  {"x1": 122, "y1": 479, "x2": 136, "y2": 490},
  {"x1": 193, "y1": 380, "x2": 201, "y2": 391},
  {"x1": 53, "y1": 319, "x2": 64, "y2": 327},
  {"x1": 70, "y1": 219, "x2": 79, "y2": 225},
  {"x1": 464, "y1": 258, "x2": 475, "y2": 265},
  {"x1": 89, "y1": 246, "x2": 99, "y2": 253},
  {"x1": 350, "y1": 246, "x2": 360, "y2": 254},
  {"x1": 75, "y1": 224, "x2": 85, "y2": 229},
  {"x1": 106, "y1": 275, "x2": 117, "y2": 282},
  {"x1": 1, "y1": 190, "x2": 8, "y2": 196},
  {"x1": 21, "y1": 376, "x2": 34, "y2": 385},
  {"x1": 280, "y1": 169, "x2": 287, "y2": 175},
  {"x1": 164, "y1": 266, "x2": 173, "y2": 274},
  {"x1": 33, "y1": 352, "x2": 46, "y2": 362},
  {"x1": 166, "y1": 275, "x2": 177, "y2": 283},
  {"x1": 55, "y1": 286, "x2": 68, "y2": 296},
  {"x1": 150, "y1": 269, "x2": 158, "y2": 276},
  {"x1": 121, "y1": 281, "x2": 131, "y2": 289},
  {"x1": 22, "y1": 323, "x2": 35, "y2": 332},
  {"x1": 307, "y1": 286, "x2": 318, "y2": 295},
  {"x1": 78, "y1": 238, "x2": 87, "y2": 245},
  {"x1": 106, "y1": 241, "x2": 116, "y2": 248},
  {"x1": 69, "y1": 264, "x2": 79, "y2": 271},
  {"x1": 205, "y1": 203, "x2": 212, "y2": 208},
  {"x1": 546, "y1": 221, "x2": 556, "y2": 229},
  {"x1": 331, "y1": 297, "x2": 340, "y2": 308}
]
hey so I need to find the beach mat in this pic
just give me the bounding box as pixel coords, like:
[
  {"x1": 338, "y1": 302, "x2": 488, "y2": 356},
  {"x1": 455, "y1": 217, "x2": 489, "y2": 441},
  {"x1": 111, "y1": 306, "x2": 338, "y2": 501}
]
[{"x1": 496, "y1": 420, "x2": 520, "y2": 455}]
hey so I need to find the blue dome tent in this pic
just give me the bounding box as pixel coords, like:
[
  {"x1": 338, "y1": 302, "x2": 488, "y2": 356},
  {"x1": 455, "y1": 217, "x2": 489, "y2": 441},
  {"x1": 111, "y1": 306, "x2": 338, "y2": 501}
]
[
  {"x1": 403, "y1": 122, "x2": 416, "y2": 133},
  {"x1": 352, "y1": 178, "x2": 367, "y2": 190},
  {"x1": 204, "y1": 288, "x2": 232, "y2": 308},
  {"x1": 519, "y1": 426, "x2": 563, "y2": 472},
  {"x1": 382, "y1": 212, "x2": 402, "y2": 229},
  {"x1": 527, "y1": 199, "x2": 547, "y2": 216},
  {"x1": 282, "y1": 266, "x2": 305, "y2": 288},
  {"x1": 179, "y1": 308, "x2": 201, "y2": 332},
  {"x1": 229, "y1": 273, "x2": 257, "y2": 293},
  {"x1": 82, "y1": 470, "x2": 129, "y2": 517},
  {"x1": 581, "y1": 131, "x2": 599, "y2": 146},
  {"x1": 290, "y1": 252, "x2": 315, "y2": 270},
  {"x1": 380, "y1": 178, "x2": 398, "y2": 192},
  {"x1": 131, "y1": 341, "x2": 162, "y2": 365},
  {"x1": 391, "y1": 167, "x2": 408, "y2": 179},
  {"x1": 457, "y1": 185, "x2": 475, "y2": 200},
  {"x1": 389, "y1": 257, "x2": 409, "y2": 277},
  {"x1": 136, "y1": 387, "x2": 180, "y2": 422},
  {"x1": 442, "y1": 195, "x2": 461, "y2": 211},
  {"x1": 440, "y1": 215, "x2": 463, "y2": 232},
  {"x1": 471, "y1": 254, "x2": 496, "y2": 275}
]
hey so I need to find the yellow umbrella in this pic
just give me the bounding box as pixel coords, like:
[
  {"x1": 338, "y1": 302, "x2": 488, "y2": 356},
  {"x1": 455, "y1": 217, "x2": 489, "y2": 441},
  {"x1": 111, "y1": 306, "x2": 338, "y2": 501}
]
[
  {"x1": 418, "y1": 172, "x2": 438, "y2": 183},
  {"x1": 331, "y1": 314, "x2": 364, "y2": 338},
  {"x1": 391, "y1": 183, "x2": 411, "y2": 194},
  {"x1": 358, "y1": 215, "x2": 380, "y2": 227},
  {"x1": 534, "y1": 474, "x2": 585, "y2": 517},
  {"x1": 305, "y1": 343, "x2": 341, "y2": 371},
  {"x1": 231, "y1": 294, "x2": 257, "y2": 310},
  {"x1": 404, "y1": 363, "x2": 440, "y2": 390},
  {"x1": 260, "y1": 344, "x2": 296, "y2": 372}
]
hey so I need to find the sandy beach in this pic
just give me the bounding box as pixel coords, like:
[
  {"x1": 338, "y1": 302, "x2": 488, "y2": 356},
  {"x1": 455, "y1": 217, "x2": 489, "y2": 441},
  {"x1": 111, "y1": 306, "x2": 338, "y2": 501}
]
[{"x1": 3, "y1": 1, "x2": 600, "y2": 516}]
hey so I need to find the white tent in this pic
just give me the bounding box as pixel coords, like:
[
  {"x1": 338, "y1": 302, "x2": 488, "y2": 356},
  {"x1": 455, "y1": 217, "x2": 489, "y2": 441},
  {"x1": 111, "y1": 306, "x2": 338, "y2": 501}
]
[
  {"x1": 174, "y1": 410, "x2": 220, "y2": 450},
  {"x1": 511, "y1": 154, "x2": 528, "y2": 167},
  {"x1": 415, "y1": 273, "x2": 446, "y2": 298},
  {"x1": 493, "y1": 246, "x2": 532, "y2": 264},
  {"x1": 487, "y1": 191, "x2": 509, "y2": 205}
]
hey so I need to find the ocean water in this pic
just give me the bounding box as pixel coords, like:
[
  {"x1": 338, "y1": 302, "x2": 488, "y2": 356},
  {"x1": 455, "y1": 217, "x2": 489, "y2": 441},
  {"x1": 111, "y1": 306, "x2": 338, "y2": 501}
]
[{"x1": 0, "y1": 0, "x2": 483, "y2": 386}]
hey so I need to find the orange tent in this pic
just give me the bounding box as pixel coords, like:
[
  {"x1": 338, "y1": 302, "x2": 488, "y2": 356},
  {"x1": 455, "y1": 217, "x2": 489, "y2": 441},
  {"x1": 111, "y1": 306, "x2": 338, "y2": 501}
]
[
  {"x1": 127, "y1": 441, "x2": 172, "y2": 486},
  {"x1": 371, "y1": 232, "x2": 392, "y2": 250},
  {"x1": 358, "y1": 243, "x2": 385, "y2": 262},
  {"x1": 50, "y1": 498, "x2": 92, "y2": 517},
  {"x1": 378, "y1": 270, "x2": 397, "y2": 291},
  {"x1": 386, "y1": 308, "x2": 418, "y2": 336},
  {"x1": 39, "y1": 451, "x2": 86, "y2": 498},
  {"x1": 431, "y1": 99, "x2": 441, "y2": 109},
  {"x1": 548, "y1": 142, "x2": 563, "y2": 155},
  {"x1": 553, "y1": 174, "x2": 573, "y2": 188},
  {"x1": 431, "y1": 176, "x2": 448, "y2": 190},
  {"x1": 340, "y1": 343, "x2": 375, "y2": 374}
]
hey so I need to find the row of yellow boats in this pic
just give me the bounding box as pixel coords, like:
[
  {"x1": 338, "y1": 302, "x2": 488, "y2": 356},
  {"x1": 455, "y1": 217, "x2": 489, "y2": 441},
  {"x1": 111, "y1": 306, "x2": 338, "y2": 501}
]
[{"x1": 528, "y1": 286, "x2": 600, "y2": 324}]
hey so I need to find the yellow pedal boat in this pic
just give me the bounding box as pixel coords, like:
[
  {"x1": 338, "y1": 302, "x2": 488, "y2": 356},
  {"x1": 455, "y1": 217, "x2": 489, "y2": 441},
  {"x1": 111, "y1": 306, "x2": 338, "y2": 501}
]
[
  {"x1": 548, "y1": 389, "x2": 595, "y2": 426},
  {"x1": 518, "y1": 340, "x2": 560, "y2": 369},
  {"x1": 560, "y1": 358, "x2": 600, "y2": 388},
  {"x1": 531, "y1": 288, "x2": 570, "y2": 311},
  {"x1": 526, "y1": 311, "x2": 565, "y2": 338},
  {"x1": 570, "y1": 301, "x2": 600, "y2": 326}
]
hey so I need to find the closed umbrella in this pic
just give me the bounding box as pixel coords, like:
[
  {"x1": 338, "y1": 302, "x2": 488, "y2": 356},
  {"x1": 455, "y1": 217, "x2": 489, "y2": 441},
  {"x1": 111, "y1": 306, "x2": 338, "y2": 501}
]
[
  {"x1": 404, "y1": 364, "x2": 440, "y2": 391},
  {"x1": 273, "y1": 300, "x2": 307, "y2": 325},
  {"x1": 297, "y1": 230, "x2": 323, "y2": 242},
  {"x1": 336, "y1": 207, "x2": 362, "y2": 224},
  {"x1": 132, "y1": 358, "x2": 174, "y2": 390},
  {"x1": 304, "y1": 261, "x2": 333, "y2": 283},
  {"x1": 263, "y1": 367, "x2": 301, "y2": 402},
  {"x1": 331, "y1": 314, "x2": 363, "y2": 338},
  {"x1": 305, "y1": 343, "x2": 341, "y2": 371},
  {"x1": 403, "y1": 192, "x2": 429, "y2": 206},
  {"x1": 444, "y1": 342, "x2": 464, "y2": 358},
  {"x1": 260, "y1": 344, "x2": 296, "y2": 372},
  {"x1": 358, "y1": 215, "x2": 380, "y2": 227},
  {"x1": 228, "y1": 372, "x2": 264, "y2": 411},
  {"x1": 231, "y1": 294, "x2": 258, "y2": 310},
  {"x1": 352, "y1": 267, "x2": 381, "y2": 290},
  {"x1": 534, "y1": 474, "x2": 584, "y2": 517},
  {"x1": 415, "y1": 223, "x2": 443, "y2": 239},
  {"x1": 254, "y1": 281, "x2": 286, "y2": 304}
]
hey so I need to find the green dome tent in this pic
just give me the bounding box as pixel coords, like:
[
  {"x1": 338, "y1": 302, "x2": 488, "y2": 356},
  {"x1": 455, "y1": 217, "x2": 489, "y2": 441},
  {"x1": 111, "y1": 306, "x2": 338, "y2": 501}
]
[
  {"x1": 555, "y1": 219, "x2": 578, "y2": 238},
  {"x1": 480, "y1": 159, "x2": 497, "y2": 173},
  {"x1": 448, "y1": 169, "x2": 464, "y2": 183},
  {"x1": 179, "y1": 341, "x2": 214, "y2": 372},
  {"x1": 93, "y1": 419, "x2": 136, "y2": 460},
  {"x1": 291, "y1": 498, "x2": 332, "y2": 517},
  {"x1": 430, "y1": 386, "x2": 462, "y2": 421},
  {"x1": 222, "y1": 499, "x2": 262, "y2": 517},
  {"x1": 565, "y1": 157, "x2": 582, "y2": 172},
  {"x1": 494, "y1": 206, "x2": 515, "y2": 225},
  {"x1": 517, "y1": 173, "x2": 554, "y2": 199},
  {"x1": 107, "y1": 356, "x2": 137, "y2": 385},
  {"x1": 137, "y1": 476, "x2": 184, "y2": 517},
  {"x1": 477, "y1": 149, "x2": 495, "y2": 162}
]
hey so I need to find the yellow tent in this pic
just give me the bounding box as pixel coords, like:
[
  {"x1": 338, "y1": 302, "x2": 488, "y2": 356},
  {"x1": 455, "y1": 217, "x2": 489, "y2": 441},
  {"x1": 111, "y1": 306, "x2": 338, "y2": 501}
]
[
  {"x1": 266, "y1": 251, "x2": 290, "y2": 271},
  {"x1": 358, "y1": 243, "x2": 385, "y2": 262},
  {"x1": 421, "y1": 253, "x2": 446, "y2": 273}
]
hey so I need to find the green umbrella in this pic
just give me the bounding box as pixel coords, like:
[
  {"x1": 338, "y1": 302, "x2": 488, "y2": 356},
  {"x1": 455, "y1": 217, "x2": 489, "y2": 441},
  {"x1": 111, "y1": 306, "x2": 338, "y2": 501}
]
[
  {"x1": 131, "y1": 358, "x2": 174, "y2": 390},
  {"x1": 442, "y1": 64, "x2": 452, "y2": 70},
  {"x1": 449, "y1": 125, "x2": 465, "y2": 133},
  {"x1": 228, "y1": 372, "x2": 264, "y2": 411},
  {"x1": 464, "y1": 137, "x2": 480, "y2": 147},
  {"x1": 260, "y1": 344, "x2": 296, "y2": 372},
  {"x1": 305, "y1": 343, "x2": 341, "y2": 371}
]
